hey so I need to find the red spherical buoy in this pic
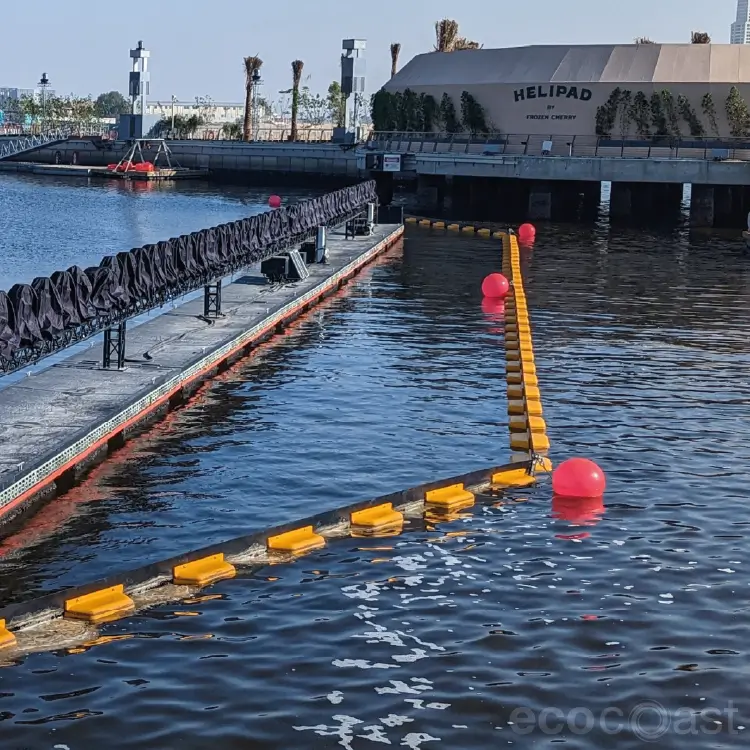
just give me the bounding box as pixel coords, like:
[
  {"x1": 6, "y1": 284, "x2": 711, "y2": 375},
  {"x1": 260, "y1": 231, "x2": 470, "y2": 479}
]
[
  {"x1": 552, "y1": 458, "x2": 606, "y2": 499},
  {"x1": 481, "y1": 273, "x2": 509, "y2": 299},
  {"x1": 268, "y1": 195, "x2": 282, "y2": 209},
  {"x1": 518, "y1": 223, "x2": 536, "y2": 243}
]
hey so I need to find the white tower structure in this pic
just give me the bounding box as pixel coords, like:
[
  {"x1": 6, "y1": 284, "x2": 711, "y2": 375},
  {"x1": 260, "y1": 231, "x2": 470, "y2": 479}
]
[
  {"x1": 730, "y1": 0, "x2": 750, "y2": 44},
  {"x1": 129, "y1": 40, "x2": 151, "y2": 114}
]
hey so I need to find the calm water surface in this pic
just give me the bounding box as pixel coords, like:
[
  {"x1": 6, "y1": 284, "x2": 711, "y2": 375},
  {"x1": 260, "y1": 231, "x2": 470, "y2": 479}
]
[
  {"x1": 0, "y1": 172, "x2": 320, "y2": 289},
  {"x1": 0, "y1": 186, "x2": 749, "y2": 749}
]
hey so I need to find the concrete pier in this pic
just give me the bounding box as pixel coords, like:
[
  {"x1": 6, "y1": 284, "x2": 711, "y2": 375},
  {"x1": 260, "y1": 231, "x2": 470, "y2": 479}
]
[
  {"x1": 689, "y1": 184, "x2": 750, "y2": 228},
  {"x1": 609, "y1": 182, "x2": 683, "y2": 221},
  {"x1": 0, "y1": 223, "x2": 403, "y2": 528}
]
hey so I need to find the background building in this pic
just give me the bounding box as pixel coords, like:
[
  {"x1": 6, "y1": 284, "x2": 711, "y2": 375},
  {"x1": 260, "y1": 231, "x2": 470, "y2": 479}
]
[
  {"x1": 0, "y1": 86, "x2": 57, "y2": 104},
  {"x1": 384, "y1": 44, "x2": 750, "y2": 138},
  {"x1": 145, "y1": 100, "x2": 248, "y2": 124},
  {"x1": 731, "y1": 0, "x2": 750, "y2": 44}
]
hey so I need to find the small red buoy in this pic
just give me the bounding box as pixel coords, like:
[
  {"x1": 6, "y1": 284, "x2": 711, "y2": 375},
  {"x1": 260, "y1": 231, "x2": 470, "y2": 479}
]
[
  {"x1": 518, "y1": 223, "x2": 536, "y2": 243},
  {"x1": 268, "y1": 195, "x2": 282, "y2": 208},
  {"x1": 481, "y1": 273, "x2": 509, "y2": 299},
  {"x1": 552, "y1": 458, "x2": 606, "y2": 499}
]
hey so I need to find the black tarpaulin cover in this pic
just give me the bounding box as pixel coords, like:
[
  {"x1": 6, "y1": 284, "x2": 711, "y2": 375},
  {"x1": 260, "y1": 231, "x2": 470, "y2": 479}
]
[
  {"x1": 8, "y1": 284, "x2": 42, "y2": 348},
  {"x1": 0, "y1": 180, "x2": 377, "y2": 363},
  {"x1": 31, "y1": 277, "x2": 66, "y2": 340},
  {"x1": 86, "y1": 266, "x2": 116, "y2": 314},
  {"x1": 0, "y1": 292, "x2": 20, "y2": 361}
]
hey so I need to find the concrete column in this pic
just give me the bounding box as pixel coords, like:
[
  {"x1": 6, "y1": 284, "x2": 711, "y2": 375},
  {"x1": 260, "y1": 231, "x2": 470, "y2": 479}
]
[
  {"x1": 689, "y1": 184, "x2": 715, "y2": 228},
  {"x1": 609, "y1": 183, "x2": 632, "y2": 219},
  {"x1": 528, "y1": 184, "x2": 552, "y2": 221},
  {"x1": 416, "y1": 175, "x2": 440, "y2": 213},
  {"x1": 579, "y1": 182, "x2": 602, "y2": 221},
  {"x1": 374, "y1": 172, "x2": 394, "y2": 206},
  {"x1": 611, "y1": 182, "x2": 682, "y2": 222}
]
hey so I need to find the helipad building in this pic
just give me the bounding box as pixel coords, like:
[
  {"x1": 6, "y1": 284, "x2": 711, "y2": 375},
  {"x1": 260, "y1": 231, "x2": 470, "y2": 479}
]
[{"x1": 384, "y1": 44, "x2": 750, "y2": 137}]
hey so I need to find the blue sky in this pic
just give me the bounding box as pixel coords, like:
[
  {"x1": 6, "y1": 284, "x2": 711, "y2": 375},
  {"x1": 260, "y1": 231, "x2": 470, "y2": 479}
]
[{"x1": 0, "y1": 0, "x2": 737, "y2": 103}]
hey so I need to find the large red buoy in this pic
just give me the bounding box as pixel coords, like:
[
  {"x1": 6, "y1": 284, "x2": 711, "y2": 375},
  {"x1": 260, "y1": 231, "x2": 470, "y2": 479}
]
[
  {"x1": 518, "y1": 223, "x2": 536, "y2": 243},
  {"x1": 552, "y1": 458, "x2": 606, "y2": 499},
  {"x1": 481, "y1": 273, "x2": 509, "y2": 299},
  {"x1": 268, "y1": 195, "x2": 282, "y2": 208}
]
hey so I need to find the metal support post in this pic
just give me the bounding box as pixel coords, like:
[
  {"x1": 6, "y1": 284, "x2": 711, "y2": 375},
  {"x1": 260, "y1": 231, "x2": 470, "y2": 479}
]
[
  {"x1": 102, "y1": 321, "x2": 127, "y2": 369},
  {"x1": 316, "y1": 225, "x2": 328, "y2": 264},
  {"x1": 203, "y1": 280, "x2": 222, "y2": 318}
]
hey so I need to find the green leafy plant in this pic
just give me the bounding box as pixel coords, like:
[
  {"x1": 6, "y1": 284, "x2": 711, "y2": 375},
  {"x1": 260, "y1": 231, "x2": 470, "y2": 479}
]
[
  {"x1": 401, "y1": 88, "x2": 423, "y2": 131},
  {"x1": 327, "y1": 81, "x2": 346, "y2": 128},
  {"x1": 677, "y1": 95, "x2": 705, "y2": 137},
  {"x1": 440, "y1": 93, "x2": 461, "y2": 133},
  {"x1": 701, "y1": 93, "x2": 719, "y2": 137},
  {"x1": 460, "y1": 90, "x2": 488, "y2": 134},
  {"x1": 660, "y1": 90, "x2": 681, "y2": 137},
  {"x1": 650, "y1": 92, "x2": 668, "y2": 136},
  {"x1": 618, "y1": 89, "x2": 632, "y2": 136},
  {"x1": 370, "y1": 89, "x2": 394, "y2": 131},
  {"x1": 594, "y1": 87, "x2": 622, "y2": 137},
  {"x1": 627, "y1": 91, "x2": 651, "y2": 138},
  {"x1": 725, "y1": 86, "x2": 750, "y2": 137},
  {"x1": 421, "y1": 94, "x2": 441, "y2": 132}
]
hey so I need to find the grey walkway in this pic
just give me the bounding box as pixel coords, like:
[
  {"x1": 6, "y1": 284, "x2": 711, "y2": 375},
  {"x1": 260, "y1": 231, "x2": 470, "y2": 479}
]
[{"x1": 0, "y1": 224, "x2": 403, "y2": 516}]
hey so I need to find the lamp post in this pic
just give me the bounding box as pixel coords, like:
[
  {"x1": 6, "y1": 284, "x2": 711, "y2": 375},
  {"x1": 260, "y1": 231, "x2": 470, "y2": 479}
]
[
  {"x1": 251, "y1": 68, "x2": 262, "y2": 141},
  {"x1": 38, "y1": 72, "x2": 50, "y2": 125},
  {"x1": 171, "y1": 94, "x2": 177, "y2": 131}
]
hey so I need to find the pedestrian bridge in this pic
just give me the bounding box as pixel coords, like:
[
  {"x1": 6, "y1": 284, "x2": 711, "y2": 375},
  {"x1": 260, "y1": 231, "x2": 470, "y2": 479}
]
[{"x1": 361, "y1": 131, "x2": 750, "y2": 186}]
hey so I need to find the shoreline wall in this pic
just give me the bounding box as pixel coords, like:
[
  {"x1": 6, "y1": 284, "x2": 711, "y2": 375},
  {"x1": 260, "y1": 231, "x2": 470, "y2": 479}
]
[{"x1": 9, "y1": 139, "x2": 362, "y2": 183}]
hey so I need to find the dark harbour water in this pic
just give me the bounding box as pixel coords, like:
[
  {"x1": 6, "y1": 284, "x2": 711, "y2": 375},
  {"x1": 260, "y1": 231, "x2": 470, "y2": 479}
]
[{"x1": 1, "y1": 178, "x2": 750, "y2": 748}]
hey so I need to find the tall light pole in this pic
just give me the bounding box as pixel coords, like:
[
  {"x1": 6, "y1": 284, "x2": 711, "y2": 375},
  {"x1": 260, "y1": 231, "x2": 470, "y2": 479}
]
[
  {"x1": 39, "y1": 72, "x2": 50, "y2": 124},
  {"x1": 171, "y1": 94, "x2": 177, "y2": 131},
  {"x1": 251, "y1": 68, "x2": 262, "y2": 141}
]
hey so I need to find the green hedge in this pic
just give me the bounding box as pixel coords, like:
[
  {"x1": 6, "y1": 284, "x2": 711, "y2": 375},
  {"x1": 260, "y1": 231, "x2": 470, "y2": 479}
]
[{"x1": 370, "y1": 88, "x2": 488, "y2": 134}]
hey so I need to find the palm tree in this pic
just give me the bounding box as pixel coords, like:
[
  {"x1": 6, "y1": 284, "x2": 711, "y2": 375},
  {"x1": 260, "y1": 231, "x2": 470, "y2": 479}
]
[
  {"x1": 243, "y1": 55, "x2": 263, "y2": 141},
  {"x1": 691, "y1": 31, "x2": 711, "y2": 44},
  {"x1": 390, "y1": 42, "x2": 401, "y2": 78},
  {"x1": 290, "y1": 60, "x2": 304, "y2": 141},
  {"x1": 434, "y1": 19, "x2": 480, "y2": 52}
]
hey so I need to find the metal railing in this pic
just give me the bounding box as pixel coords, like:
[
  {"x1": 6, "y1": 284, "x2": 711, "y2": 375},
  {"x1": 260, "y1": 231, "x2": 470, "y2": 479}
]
[
  {"x1": 0, "y1": 123, "x2": 112, "y2": 138},
  {"x1": 183, "y1": 127, "x2": 336, "y2": 143},
  {"x1": 366, "y1": 131, "x2": 750, "y2": 161},
  {"x1": 0, "y1": 131, "x2": 71, "y2": 160}
]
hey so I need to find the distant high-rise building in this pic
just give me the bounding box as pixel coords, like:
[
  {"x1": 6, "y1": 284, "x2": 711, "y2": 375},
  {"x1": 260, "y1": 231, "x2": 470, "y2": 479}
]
[{"x1": 731, "y1": 0, "x2": 750, "y2": 44}]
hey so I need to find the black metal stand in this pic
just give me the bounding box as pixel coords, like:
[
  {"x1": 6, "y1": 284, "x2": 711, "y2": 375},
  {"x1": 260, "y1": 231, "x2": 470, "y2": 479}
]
[
  {"x1": 204, "y1": 280, "x2": 222, "y2": 318},
  {"x1": 102, "y1": 321, "x2": 127, "y2": 369}
]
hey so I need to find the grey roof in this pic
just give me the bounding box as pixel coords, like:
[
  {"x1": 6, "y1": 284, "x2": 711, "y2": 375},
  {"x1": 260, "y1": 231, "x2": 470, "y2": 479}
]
[{"x1": 384, "y1": 44, "x2": 750, "y2": 88}]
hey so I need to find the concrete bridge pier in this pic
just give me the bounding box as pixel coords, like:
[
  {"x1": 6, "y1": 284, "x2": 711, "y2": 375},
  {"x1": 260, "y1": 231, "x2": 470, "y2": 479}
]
[
  {"x1": 527, "y1": 180, "x2": 601, "y2": 222},
  {"x1": 689, "y1": 184, "x2": 715, "y2": 228},
  {"x1": 374, "y1": 172, "x2": 394, "y2": 206},
  {"x1": 610, "y1": 182, "x2": 683, "y2": 222},
  {"x1": 690, "y1": 184, "x2": 750, "y2": 228}
]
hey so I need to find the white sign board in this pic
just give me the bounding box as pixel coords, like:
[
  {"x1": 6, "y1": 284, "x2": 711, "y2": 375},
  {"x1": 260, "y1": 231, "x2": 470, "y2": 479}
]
[{"x1": 382, "y1": 154, "x2": 402, "y2": 172}]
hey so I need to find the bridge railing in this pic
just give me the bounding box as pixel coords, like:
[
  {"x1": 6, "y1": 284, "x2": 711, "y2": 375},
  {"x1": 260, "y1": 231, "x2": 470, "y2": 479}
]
[{"x1": 366, "y1": 131, "x2": 750, "y2": 161}]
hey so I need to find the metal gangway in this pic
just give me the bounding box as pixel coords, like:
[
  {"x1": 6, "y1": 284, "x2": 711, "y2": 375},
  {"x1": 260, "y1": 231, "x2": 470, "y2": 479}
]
[{"x1": 0, "y1": 129, "x2": 75, "y2": 162}]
